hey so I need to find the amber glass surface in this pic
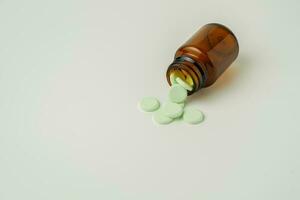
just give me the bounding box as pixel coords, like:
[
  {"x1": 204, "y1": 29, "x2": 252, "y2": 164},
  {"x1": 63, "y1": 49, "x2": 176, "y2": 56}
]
[{"x1": 167, "y1": 23, "x2": 239, "y2": 95}]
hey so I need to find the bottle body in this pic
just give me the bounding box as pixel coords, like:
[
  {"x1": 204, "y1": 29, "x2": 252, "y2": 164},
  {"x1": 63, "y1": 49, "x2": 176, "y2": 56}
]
[{"x1": 167, "y1": 23, "x2": 239, "y2": 95}]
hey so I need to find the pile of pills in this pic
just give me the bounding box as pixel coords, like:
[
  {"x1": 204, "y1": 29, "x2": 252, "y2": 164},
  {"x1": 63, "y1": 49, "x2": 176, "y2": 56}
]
[{"x1": 138, "y1": 77, "x2": 204, "y2": 125}]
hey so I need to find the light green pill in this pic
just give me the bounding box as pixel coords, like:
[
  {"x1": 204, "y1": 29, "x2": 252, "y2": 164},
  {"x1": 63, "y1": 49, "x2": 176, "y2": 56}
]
[
  {"x1": 168, "y1": 84, "x2": 187, "y2": 103},
  {"x1": 183, "y1": 108, "x2": 204, "y2": 124},
  {"x1": 139, "y1": 97, "x2": 160, "y2": 112},
  {"x1": 162, "y1": 102, "x2": 183, "y2": 119},
  {"x1": 176, "y1": 77, "x2": 193, "y2": 91},
  {"x1": 152, "y1": 109, "x2": 174, "y2": 125},
  {"x1": 170, "y1": 73, "x2": 177, "y2": 85},
  {"x1": 178, "y1": 102, "x2": 185, "y2": 108}
]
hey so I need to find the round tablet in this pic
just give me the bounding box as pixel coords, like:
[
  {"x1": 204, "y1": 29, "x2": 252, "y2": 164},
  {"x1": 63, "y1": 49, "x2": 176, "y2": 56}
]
[
  {"x1": 139, "y1": 97, "x2": 160, "y2": 112},
  {"x1": 168, "y1": 84, "x2": 187, "y2": 103},
  {"x1": 176, "y1": 77, "x2": 193, "y2": 91},
  {"x1": 178, "y1": 102, "x2": 185, "y2": 108},
  {"x1": 183, "y1": 108, "x2": 204, "y2": 124},
  {"x1": 162, "y1": 102, "x2": 183, "y2": 119},
  {"x1": 152, "y1": 109, "x2": 174, "y2": 125}
]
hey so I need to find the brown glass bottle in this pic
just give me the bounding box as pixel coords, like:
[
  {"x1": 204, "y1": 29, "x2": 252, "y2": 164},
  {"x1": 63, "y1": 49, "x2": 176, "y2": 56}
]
[{"x1": 166, "y1": 23, "x2": 239, "y2": 95}]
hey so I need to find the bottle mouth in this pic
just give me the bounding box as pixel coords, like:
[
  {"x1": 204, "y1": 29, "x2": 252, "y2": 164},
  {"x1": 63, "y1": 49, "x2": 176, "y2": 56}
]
[
  {"x1": 167, "y1": 66, "x2": 200, "y2": 95},
  {"x1": 167, "y1": 57, "x2": 205, "y2": 95},
  {"x1": 169, "y1": 69, "x2": 194, "y2": 91}
]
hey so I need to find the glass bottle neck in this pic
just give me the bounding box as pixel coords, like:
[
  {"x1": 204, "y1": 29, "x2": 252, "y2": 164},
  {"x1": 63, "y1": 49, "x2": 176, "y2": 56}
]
[{"x1": 167, "y1": 56, "x2": 206, "y2": 95}]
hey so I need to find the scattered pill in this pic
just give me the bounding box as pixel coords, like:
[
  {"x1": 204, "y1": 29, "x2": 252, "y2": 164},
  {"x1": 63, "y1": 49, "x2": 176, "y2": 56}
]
[
  {"x1": 139, "y1": 83, "x2": 205, "y2": 125},
  {"x1": 168, "y1": 84, "x2": 187, "y2": 103},
  {"x1": 183, "y1": 107, "x2": 204, "y2": 124},
  {"x1": 162, "y1": 102, "x2": 184, "y2": 119},
  {"x1": 139, "y1": 97, "x2": 160, "y2": 112},
  {"x1": 178, "y1": 102, "x2": 185, "y2": 108},
  {"x1": 152, "y1": 109, "x2": 174, "y2": 125}
]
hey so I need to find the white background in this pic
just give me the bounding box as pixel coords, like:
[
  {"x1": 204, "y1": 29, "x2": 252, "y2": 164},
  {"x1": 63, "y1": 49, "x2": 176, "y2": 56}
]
[{"x1": 0, "y1": 0, "x2": 299, "y2": 199}]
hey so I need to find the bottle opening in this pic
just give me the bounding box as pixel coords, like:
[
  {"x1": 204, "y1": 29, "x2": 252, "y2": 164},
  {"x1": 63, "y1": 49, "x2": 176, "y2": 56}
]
[
  {"x1": 167, "y1": 58, "x2": 203, "y2": 95},
  {"x1": 169, "y1": 69, "x2": 194, "y2": 91}
]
